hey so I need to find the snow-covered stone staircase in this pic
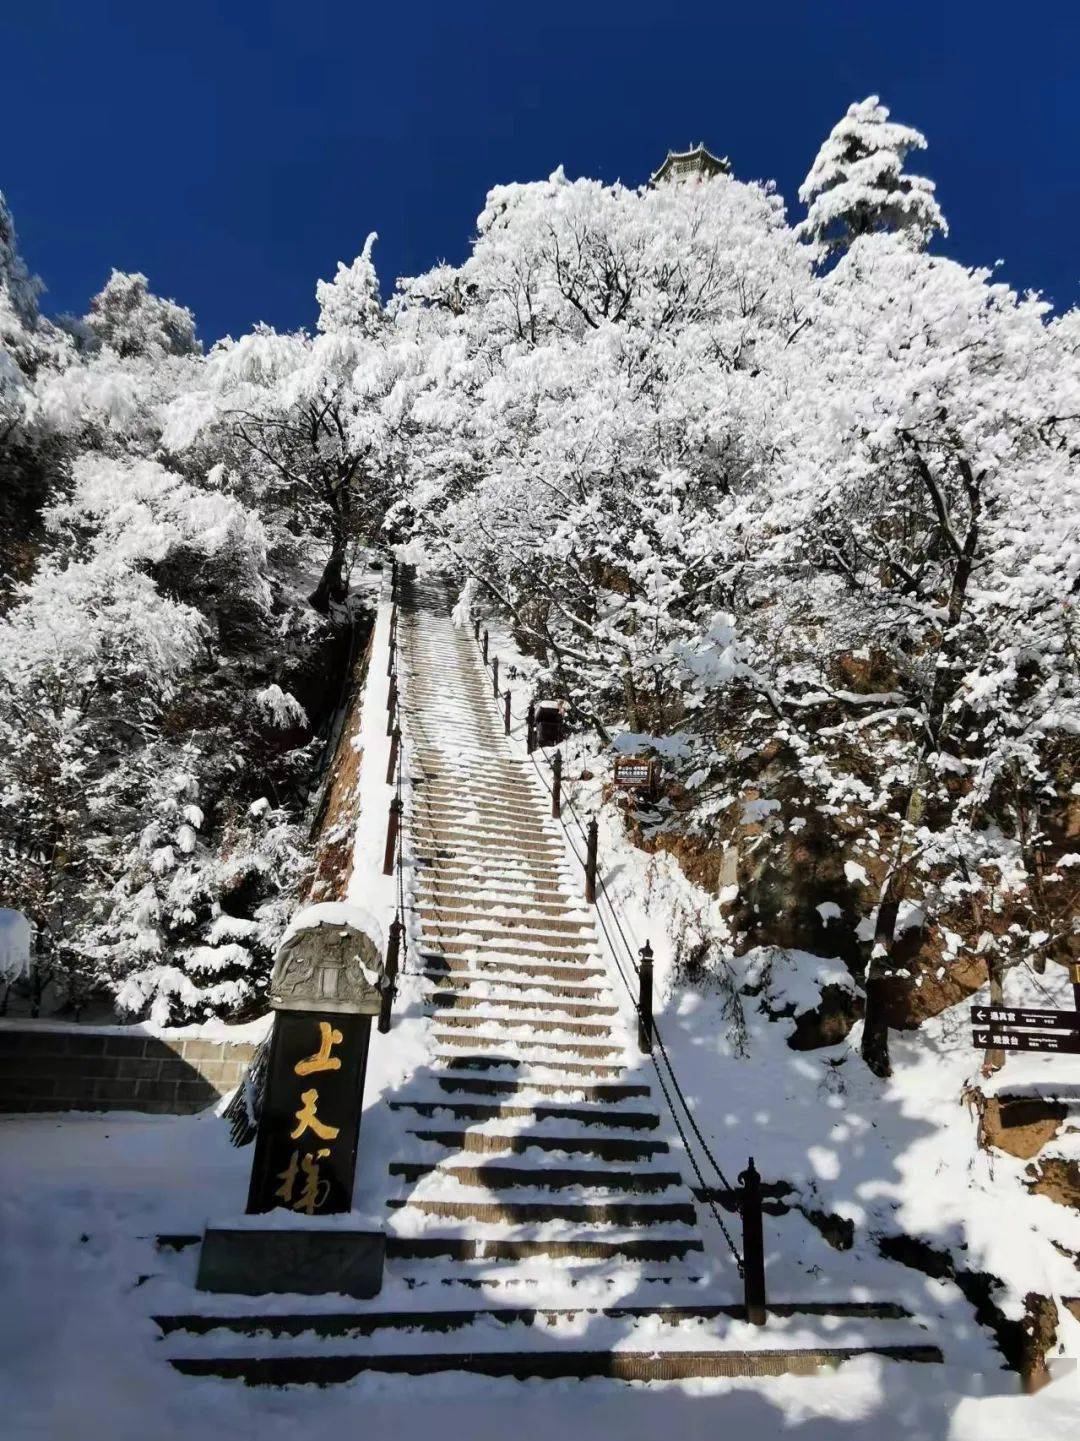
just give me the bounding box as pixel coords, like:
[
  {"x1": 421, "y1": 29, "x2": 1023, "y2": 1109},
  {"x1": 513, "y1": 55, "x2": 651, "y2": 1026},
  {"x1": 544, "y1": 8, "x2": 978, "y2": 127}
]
[
  {"x1": 155, "y1": 576, "x2": 943, "y2": 1383},
  {"x1": 383, "y1": 579, "x2": 705, "y2": 1280}
]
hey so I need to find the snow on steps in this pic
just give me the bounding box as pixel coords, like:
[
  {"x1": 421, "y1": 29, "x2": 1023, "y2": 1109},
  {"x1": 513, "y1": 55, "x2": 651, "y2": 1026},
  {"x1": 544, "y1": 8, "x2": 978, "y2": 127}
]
[{"x1": 155, "y1": 1302, "x2": 941, "y2": 1383}]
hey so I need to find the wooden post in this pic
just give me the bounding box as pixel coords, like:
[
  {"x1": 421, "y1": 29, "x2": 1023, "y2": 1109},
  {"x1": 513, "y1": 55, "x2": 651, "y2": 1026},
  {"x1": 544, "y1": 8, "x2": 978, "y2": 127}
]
[
  {"x1": 474, "y1": 617, "x2": 481, "y2": 642},
  {"x1": 383, "y1": 797, "x2": 403, "y2": 876},
  {"x1": 526, "y1": 701, "x2": 537, "y2": 754},
  {"x1": 585, "y1": 817, "x2": 598, "y2": 904},
  {"x1": 378, "y1": 916, "x2": 402, "y2": 1034},
  {"x1": 638, "y1": 940, "x2": 653, "y2": 1053},
  {"x1": 386, "y1": 676, "x2": 397, "y2": 736},
  {"x1": 551, "y1": 748, "x2": 562, "y2": 818},
  {"x1": 492, "y1": 655, "x2": 499, "y2": 700},
  {"x1": 390, "y1": 557, "x2": 398, "y2": 601},
  {"x1": 739, "y1": 1157, "x2": 767, "y2": 1326},
  {"x1": 504, "y1": 689, "x2": 511, "y2": 736},
  {"x1": 482, "y1": 628, "x2": 489, "y2": 665},
  {"x1": 387, "y1": 627, "x2": 396, "y2": 678},
  {"x1": 386, "y1": 725, "x2": 400, "y2": 786}
]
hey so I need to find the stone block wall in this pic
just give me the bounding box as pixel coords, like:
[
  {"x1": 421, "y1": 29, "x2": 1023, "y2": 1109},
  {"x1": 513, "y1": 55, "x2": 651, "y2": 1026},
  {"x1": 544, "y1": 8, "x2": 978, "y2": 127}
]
[{"x1": 0, "y1": 1024, "x2": 260, "y2": 1114}]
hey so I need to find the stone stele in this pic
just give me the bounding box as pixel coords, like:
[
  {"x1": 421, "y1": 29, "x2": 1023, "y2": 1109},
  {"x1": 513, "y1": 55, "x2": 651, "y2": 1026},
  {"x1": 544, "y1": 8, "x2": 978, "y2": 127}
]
[{"x1": 269, "y1": 917, "x2": 384, "y2": 1016}]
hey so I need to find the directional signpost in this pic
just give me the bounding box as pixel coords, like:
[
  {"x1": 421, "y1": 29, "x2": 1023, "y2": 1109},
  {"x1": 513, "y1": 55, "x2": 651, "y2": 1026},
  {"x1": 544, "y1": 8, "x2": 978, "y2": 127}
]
[
  {"x1": 971, "y1": 1006, "x2": 1079, "y2": 1032},
  {"x1": 971, "y1": 1028, "x2": 1080, "y2": 1055},
  {"x1": 969, "y1": 965, "x2": 1080, "y2": 1057}
]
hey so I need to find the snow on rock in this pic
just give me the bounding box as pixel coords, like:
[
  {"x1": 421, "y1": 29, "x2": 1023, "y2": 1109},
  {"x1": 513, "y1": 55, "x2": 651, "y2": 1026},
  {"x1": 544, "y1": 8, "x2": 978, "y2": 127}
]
[
  {"x1": 279, "y1": 901, "x2": 386, "y2": 955},
  {"x1": 0, "y1": 907, "x2": 31, "y2": 982}
]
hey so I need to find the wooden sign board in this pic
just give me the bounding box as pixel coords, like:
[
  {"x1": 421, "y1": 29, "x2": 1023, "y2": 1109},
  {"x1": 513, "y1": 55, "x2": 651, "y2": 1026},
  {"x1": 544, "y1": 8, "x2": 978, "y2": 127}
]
[
  {"x1": 970, "y1": 1006, "x2": 1079, "y2": 1032},
  {"x1": 614, "y1": 756, "x2": 656, "y2": 793},
  {"x1": 971, "y1": 1028, "x2": 1080, "y2": 1055}
]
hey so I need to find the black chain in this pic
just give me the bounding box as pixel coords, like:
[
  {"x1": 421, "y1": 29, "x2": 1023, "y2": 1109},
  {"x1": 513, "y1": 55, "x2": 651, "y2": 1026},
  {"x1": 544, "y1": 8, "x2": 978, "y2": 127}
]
[{"x1": 472, "y1": 621, "x2": 744, "y2": 1270}]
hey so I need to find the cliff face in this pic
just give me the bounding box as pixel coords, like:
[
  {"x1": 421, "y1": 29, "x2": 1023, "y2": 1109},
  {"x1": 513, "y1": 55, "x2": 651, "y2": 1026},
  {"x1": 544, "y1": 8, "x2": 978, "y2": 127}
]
[{"x1": 306, "y1": 616, "x2": 375, "y2": 905}]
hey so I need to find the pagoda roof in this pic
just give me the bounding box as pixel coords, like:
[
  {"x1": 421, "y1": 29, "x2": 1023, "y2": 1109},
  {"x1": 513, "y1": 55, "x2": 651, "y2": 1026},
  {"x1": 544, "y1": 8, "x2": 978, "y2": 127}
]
[{"x1": 650, "y1": 143, "x2": 731, "y2": 186}]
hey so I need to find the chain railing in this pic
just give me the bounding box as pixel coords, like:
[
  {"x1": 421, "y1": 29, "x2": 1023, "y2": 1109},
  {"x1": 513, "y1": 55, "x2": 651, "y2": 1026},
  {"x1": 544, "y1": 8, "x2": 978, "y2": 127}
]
[{"x1": 469, "y1": 615, "x2": 779, "y2": 1316}]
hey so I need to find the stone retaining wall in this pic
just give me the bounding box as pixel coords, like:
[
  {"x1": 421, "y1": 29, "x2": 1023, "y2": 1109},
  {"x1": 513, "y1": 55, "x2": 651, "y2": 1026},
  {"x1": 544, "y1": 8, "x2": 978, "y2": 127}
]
[{"x1": 0, "y1": 1024, "x2": 260, "y2": 1114}]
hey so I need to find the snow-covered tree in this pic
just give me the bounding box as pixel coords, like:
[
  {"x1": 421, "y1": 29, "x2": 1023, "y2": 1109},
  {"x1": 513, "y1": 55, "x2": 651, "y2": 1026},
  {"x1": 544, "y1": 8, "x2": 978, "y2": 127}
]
[
  {"x1": 316, "y1": 232, "x2": 383, "y2": 337},
  {"x1": 84, "y1": 269, "x2": 200, "y2": 359},
  {"x1": 798, "y1": 96, "x2": 947, "y2": 257},
  {"x1": 164, "y1": 238, "x2": 405, "y2": 613}
]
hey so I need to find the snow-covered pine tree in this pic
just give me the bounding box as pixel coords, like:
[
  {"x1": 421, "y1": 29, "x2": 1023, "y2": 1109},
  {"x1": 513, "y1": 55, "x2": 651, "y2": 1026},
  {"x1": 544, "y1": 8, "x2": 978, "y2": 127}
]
[
  {"x1": 798, "y1": 95, "x2": 947, "y2": 257},
  {"x1": 84, "y1": 269, "x2": 200, "y2": 359}
]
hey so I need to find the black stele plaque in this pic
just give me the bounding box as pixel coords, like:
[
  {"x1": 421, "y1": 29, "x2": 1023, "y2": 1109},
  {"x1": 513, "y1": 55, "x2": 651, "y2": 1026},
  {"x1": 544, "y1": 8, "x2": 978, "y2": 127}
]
[
  {"x1": 246, "y1": 1010, "x2": 373, "y2": 1216},
  {"x1": 971, "y1": 1028, "x2": 1080, "y2": 1054}
]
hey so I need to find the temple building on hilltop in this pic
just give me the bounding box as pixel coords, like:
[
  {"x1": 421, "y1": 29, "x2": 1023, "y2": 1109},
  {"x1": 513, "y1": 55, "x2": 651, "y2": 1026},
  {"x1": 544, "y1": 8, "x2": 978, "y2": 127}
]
[{"x1": 650, "y1": 143, "x2": 731, "y2": 186}]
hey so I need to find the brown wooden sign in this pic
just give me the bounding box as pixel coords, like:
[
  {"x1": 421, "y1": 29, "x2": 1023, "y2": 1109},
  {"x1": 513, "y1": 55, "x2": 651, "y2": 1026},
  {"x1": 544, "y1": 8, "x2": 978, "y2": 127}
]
[
  {"x1": 970, "y1": 1005, "x2": 1079, "y2": 1032},
  {"x1": 614, "y1": 755, "x2": 656, "y2": 792},
  {"x1": 971, "y1": 1028, "x2": 1080, "y2": 1055}
]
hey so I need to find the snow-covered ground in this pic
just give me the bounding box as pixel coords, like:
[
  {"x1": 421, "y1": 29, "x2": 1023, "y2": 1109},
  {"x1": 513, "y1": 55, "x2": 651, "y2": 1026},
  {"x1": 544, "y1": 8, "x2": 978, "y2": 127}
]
[{"x1": 1, "y1": 581, "x2": 1078, "y2": 1438}]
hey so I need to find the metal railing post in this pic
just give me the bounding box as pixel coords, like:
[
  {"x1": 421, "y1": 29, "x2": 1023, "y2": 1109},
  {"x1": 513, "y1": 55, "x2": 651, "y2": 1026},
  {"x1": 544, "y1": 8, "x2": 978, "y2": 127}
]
[
  {"x1": 492, "y1": 655, "x2": 499, "y2": 700},
  {"x1": 386, "y1": 676, "x2": 397, "y2": 736},
  {"x1": 474, "y1": 617, "x2": 480, "y2": 642},
  {"x1": 383, "y1": 796, "x2": 403, "y2": 876},
  {"x1": 551, "y1": 749, "x2": 562, "y2": 818},
  {"x1": 638, "y1": 940, "x2": 654, "y2": 1053},
  {"x1": 739, "y1": 1157, "x2": 768, "y2": 1326},
  {"x1": 387, "y1": 626, "x2": 396, "y2": 678},
  {"x1": 387, "y1": 725, "x2": 401, "y2": 785},
  {"x1": 504, "y1": 689, "x2": 511, "y2": 735},
  {"x1": 526, "y1": 701, "x2": 537, "y2": 754},
  {"x1": 585, "y1": 817, "x2": 598, "y2": 904},
  {"x1": 378, "y1": 916, "x2": 402, "y2": 1034},
  {"x1": 482, "y1": 628, "x2": 489, "y2": 665}
]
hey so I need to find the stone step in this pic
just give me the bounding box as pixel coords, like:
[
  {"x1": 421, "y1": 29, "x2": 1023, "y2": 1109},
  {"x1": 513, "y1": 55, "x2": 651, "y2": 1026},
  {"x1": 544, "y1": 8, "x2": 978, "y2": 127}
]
[
  {"x1": 419, "y1": 937, "x2": 600, "y2": 963},
  {"x1": 417, "y1": 905, "x2": 592, "y2": 935},
  {"x1": 387, "y1": 1197, "x2": 697, "y2": 1226},
  {"x1": 412, "y1": 792, "x2": 553, "y2": 817},
  {"x1": 386, "y1": 1235, "x2": 703, "y2": 1263},
  {"x1": 423, "y1": 956, "x2": 607, "y2": 982},
  {"x1": 413, "y1": 859, "x2": 571, "y2": 887},
  {"x1": 411, "y1": 777, "x2": 540, "y2": 803},
  {"x1": 410, "y1": 815, "x2": 562, "y2": 845},
  {"x1": 412, "y1": 881, "x2": 582, "y2": 904},
  {"x1": 156, "y1": 1298, "x2": 919, "y2": 1338},
  {"x1": 410, "y1": 837, "x2": 567, "y2": 865},
  {"x1": 389, "y1": 1161, "x2": 680, "y2": 1191},
  {"x1": 433, "y1": 1030, "x2": 621, "y2": 1059},
  {"x1": 413, "y1": 786, "x2": 547, "y2": 815},
  {"x1": 430, "y1": 1013, "x2": 615, "y2": 1039},
  {"x1": 168, "y1": 1345, "x2": 943, "y2": 1385},
  {"x1": 416, "y1": 877, "x2": 575, "y2": 906},
  {"x1": 418, "y1": 924, "x2": 595, "y2": 954},
  {"x1": 389, "y1": 1099, "x2": 658, "y2": 1129},
  {"x1": 408, "y1": 1127, "x2": 667, "y2": 1161},
  {"x1": 429, "y1": 1076, "x2": 650, "y2": 1101},
  {"x1": 411, "y1": 821, "x2": 561, "y2": 851},
  {"x1": 412, "y1": 750, "x2": 528, "y2": 773},
  {"x1": 422, "y1": 970, "x2": 608, "y2": 999},
  {"x1": 437, "y1": 1053, "x2": 626, "y2": 1079},
  {"x1": 415, "y1": 798, "x2": 551, "y2": 825},
  {"x1": 426, "y1": 991, "x2": 616, "y2": 1018}
]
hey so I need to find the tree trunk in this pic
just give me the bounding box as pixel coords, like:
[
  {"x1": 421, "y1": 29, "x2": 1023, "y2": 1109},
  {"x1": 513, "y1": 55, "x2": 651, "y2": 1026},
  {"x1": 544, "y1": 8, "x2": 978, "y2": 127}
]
[
  {"x1": 309, "y1": 544, "x2": 348, "y2": 615},
  {"x1": 861, "y1": 894, "x2": 899, "y2": 1078},
  {"x1": 981, "y1": 955, "x2": 1006, "y2": 1078}
]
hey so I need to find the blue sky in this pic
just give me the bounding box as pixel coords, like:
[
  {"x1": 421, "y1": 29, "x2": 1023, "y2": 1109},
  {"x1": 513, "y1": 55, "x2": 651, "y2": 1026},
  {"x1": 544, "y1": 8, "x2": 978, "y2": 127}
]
[{"x1": 4, "y1": 1, "x2": 1078, "y2": 342}]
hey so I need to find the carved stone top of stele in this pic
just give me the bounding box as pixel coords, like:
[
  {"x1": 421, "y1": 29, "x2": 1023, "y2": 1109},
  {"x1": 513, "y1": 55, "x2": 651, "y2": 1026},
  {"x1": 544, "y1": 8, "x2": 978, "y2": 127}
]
[{"x1": 269, "y1": 903, "x2": 385, "y2": 1016}]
